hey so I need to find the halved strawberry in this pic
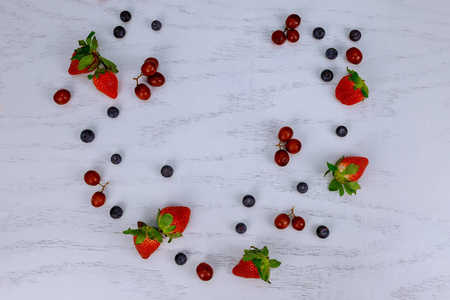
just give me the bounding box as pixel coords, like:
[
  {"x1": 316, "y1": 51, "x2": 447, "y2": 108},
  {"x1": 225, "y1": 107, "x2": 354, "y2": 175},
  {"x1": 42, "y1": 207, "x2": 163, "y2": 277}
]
[
  {"x1": 335, "y1": 68, "x2": 369, "y2": 106},
  {"x1": 123, "y1": 222, "x2": 162, "y2": 259},
  {"x1": 158, "y1": 206, "x2": 191, "y2": 238},
  {"x1": 324, "y1": 156, "x2": 369, "y2": 196},
  {"x1": 232, "y1": 246, "x2": 281, "y2": 284}
]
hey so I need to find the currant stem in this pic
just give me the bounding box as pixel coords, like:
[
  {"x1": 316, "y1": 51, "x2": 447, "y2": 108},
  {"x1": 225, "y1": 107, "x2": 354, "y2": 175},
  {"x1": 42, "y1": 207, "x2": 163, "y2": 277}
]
[
  {"x1": 133, "y1": 73, "x2": 144, "y2": 86},
  {"x1": 288, "y1": 206, "x2": 296, "y2": 217},
  {"x1": 276, "y1": 140, "x2": 285, "y2": 150},
  {"x1": 99, "y1": 181, "x2": 109, "y2": 192}
]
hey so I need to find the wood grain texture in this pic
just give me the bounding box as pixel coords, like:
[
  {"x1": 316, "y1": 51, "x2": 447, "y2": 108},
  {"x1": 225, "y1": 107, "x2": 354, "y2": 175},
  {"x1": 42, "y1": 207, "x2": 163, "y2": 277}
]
[{"x1": 1, "y1": 0, "x2": 450, "y2": 299}]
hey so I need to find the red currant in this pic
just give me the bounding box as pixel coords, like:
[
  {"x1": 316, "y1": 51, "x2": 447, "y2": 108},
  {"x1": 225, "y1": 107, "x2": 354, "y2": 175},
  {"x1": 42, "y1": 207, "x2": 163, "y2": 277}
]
[
  {"x1": 84, "y1": 170, "x2": 100, "y2": 186},
  {"x1": 135, "y1": 83, "x2": 151, "y2": 100},
  {"x1": 274, "y1": 213, "x2": 290, "y2": 229},
  {"x1": 141, "y1": 61, "x2": 157, "y2": 76},
  {"x1": 346, "y1": 47, "x2": 363, "y2": 64},
  {"x1": 144, "y1": 57, "x2": 159, "y2": 69},
  {"x1": 271, "y1": 30, "x2": 286, "y2": 45},
  {"x1": 286, "y1": 29, "x2": 299, "y2": 43},
  {"x1": 285, "y1": 14, "x2": 301, "y2": 29},
  {"x1": 286, "y1": 139, "x2": 302, "y2": 154},
  {"x1": 292, "y1": 216, "x2": 305, "y2": 231},
  {"x1": 196, "y1": 263, "x2": 213, "y2": 281},
  {"x1": 274, "y1": 150, "x2": 289, "y2": 167},
  {"x1": 53, "y1": 89, "x2": 71, "y2": 105},
  {"x1": 278, "y1": 127, "x2": 293, "y2": 142},
  {"x1": 147, "y1": 72, "x2": 165, "y2": 87},
  {"x1": 91, "y1": 191, "x2": 106, "y2": 207}
]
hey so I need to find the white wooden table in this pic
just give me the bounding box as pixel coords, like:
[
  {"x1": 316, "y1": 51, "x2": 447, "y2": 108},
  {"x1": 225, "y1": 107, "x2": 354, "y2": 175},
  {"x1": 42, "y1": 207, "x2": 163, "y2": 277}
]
[{"x1": 1, "y1": 0, "x2": 450, "y2": 299}]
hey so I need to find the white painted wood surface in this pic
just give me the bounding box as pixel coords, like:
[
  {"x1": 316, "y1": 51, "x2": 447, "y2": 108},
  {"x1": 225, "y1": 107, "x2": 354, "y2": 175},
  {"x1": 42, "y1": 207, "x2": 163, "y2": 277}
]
[{"x1": 1, "y1": 0, "x2": 450, "y2": 299}]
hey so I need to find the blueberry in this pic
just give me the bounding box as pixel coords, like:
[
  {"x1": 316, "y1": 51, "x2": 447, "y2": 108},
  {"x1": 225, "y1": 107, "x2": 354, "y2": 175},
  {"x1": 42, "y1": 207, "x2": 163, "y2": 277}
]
[
  {"x1": 336, "y1": 126, "x2": 348, "y2": 137},
  {"x1": 80, "y1": 129, "x2": 95, "y2": 143},
  {"x1": 110, "y1": 206, "x2": 123, "y2": 219},
  {"x1": 113, "y1": 26, "x2": 126, "y2": 38},
  {"x1": 107, "y1": 106, "x2": 119, "y2": 118},
  {"x1": 325, "y1": 48, "x2": 338, "y2": 60},
  {"x1": 111, "y1": 153, "x2": 122, "y2": 164},
  {"x1": 297, "y1": 182, "x2": 308, "y2": 194},
  {"x1": 120, "y1": 11, "x2": 132, "y2": 22},
  {"x1": 313, "y1": 27, "x2": 325, "y2": 40},
  {"x1": 321, "y1": 69, "x2": 333, "y2": 82},
  {"x1": 316, "y1": 225, "x2": 330, "y2": 239},
  {"x1": 235, "y1": 222, "x2": 247, "y2": 234},
  {"x1": 161, "y1": 165, "x2": 173, "y2": 178},
  {"x1": 151, "y1": 20, "x2": 162, "y2": 31},
  {"x1": 349, "y1": 29, "x2": 361, "y2": 42},
  {"x1": 175, "y1": 252, "x2": 187, "y2": 265},
  {"x1": 242, "y1": 195, "x2": 255, "y2": 208}
]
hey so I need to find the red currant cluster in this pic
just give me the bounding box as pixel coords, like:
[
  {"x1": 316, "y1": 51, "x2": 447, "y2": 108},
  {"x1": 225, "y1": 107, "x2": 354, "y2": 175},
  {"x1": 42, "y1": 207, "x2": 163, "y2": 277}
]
[
  {"x1": 274, "y1": 126, "x2": 302, "y2": 167},
  {"x1": 274, "y1": 207, "x2": 305, "y2": 231},
  {"x1": 84, "y1": 170, "x2": 109, "y2": 207},
  {"x1": 133, "y1": 57, "x2": 165, "y2": 100},
  {"x1": 271, "y1": 14, "x2": 301, "y2": 45}
]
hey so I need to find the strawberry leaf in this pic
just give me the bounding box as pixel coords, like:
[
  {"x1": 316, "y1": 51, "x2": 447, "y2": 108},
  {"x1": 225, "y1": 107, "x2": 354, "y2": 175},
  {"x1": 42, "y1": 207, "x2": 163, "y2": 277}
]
[
  {"x1": 165, "y1": 225, "x2": 176, "y2": 232},
  {"x1": 152, "y1": 229, "x2": 163, "y2": 243},
  {"x1": 261, "y1": 246, "x2": 269, "y2": 257},
  {"x1": 243, "y1": 252, "x2": 258, "y2": 261},
  {"x1": 338, "y1": 184, "x2": 344, "y2": 196},
  {"x1": 327, "y1": 162, "x2": 339, "y2": 172},
  {"x1": 87, "y1": 74, "x2": 94, "y2": 80},
  {"x1": 85, "y1": 31, "x2": 95, "y2": 46},
  {"x1": 268, "y1": 259, "x2": 281, "y2": 268},
  {"x1": 341, "y1": 164, "x2": 359, "y2": 175},
  {"x1": 329, "y1": 179, "x2": 341, "y2": 191},
  {"x1": 91, "y1": 36, "x2": 98, "y2": 52},
  {"x1": 159, "y1": 213, "x2": 173, "y2": 227},
  {"x1": 343, "y1": 183, "x2": 356, "y2": 195},
  {"x1": 361, "y1": 85, "x2": 369, "y2": 98},
  {"x1": 78, "y1": 40, "x2": 86, "y2": 46},
  {"x1": 78, "y1": 54, "x2": 94, "y2": 70},
  {"x1": 135, "y1": 232, "x2": 146, "y2": 245},
  {"x1": 347, "y1": 181, "x2": 361, "y2": 190},
  {"x1": 99, "y1": 56, "x2": 118, "y2": 73}
]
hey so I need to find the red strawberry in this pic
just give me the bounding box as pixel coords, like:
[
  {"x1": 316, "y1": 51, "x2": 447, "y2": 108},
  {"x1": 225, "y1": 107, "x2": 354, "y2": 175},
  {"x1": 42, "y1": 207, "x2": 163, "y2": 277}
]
[
  {"x1": 132, "y1": 235, "x2": 161, "y2": 259},
  {"x1": 232, "y1": 246, "x2": 281, "y2": 284},
  {"x1": 91, "y1": 70, "x2": 118, "y2": 99},
  {"x1": 68, "y1": 52, "x2": 98, "y2": 75},
  {"x1": 123, "y1": 223, "x2": 163, "y2": 259},
  {"x1": 335, "y1": 68, "x2": 369, "y2": 106},
  {"x1": 232, "y1": 259, "x2": 260, "y2": 279},
  {"x1": 159, "y1": 206, "x2": 191, "y2": 235},
  {"x1": 324, "y1": 156, "x2": 369, "y2": 196}
]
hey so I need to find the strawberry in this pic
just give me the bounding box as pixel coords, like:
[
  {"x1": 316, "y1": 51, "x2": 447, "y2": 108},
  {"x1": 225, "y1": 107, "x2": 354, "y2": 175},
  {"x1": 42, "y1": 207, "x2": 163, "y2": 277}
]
[
  {"x1": 232, "y1": 246, "x2": 281, "y2": 284},
  {"x1": 335, "y1": 68, "x2": 369, "y2": 106},
  {"x1": 123, "y1": 222, "x2": 162, "y2": 259},
  {"x1": 68, "y1": 52, "x2": 99, "y2": 75},
  {"x1": 90, "y1": 69, "x2": 118, "y2": 99},
  {"x1": 69, "y1": 31, "x2": 119, "y2": 98},
  {"x1": 158, "y1": 206, "x2": 191, "y2": 236},
  {"x1": 324, "y1": 156, "x2": 369, "y2": 196}
]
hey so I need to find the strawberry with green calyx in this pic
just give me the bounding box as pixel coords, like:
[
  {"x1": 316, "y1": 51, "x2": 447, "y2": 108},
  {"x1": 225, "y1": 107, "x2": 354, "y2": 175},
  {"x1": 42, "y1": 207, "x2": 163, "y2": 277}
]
[
  {"x1": 156, "y1": 209, "x2": 183, "y2": 243},
  {"x1": 232, "y1": 246, "x2": 281, "y2": 284},
  {"x1": 159, "y1": 206, "x2": 191, "y2": 235},
  {"x1": 123, "y1": 222, "x2": 163, "y2": 259},
  {"x1": 89, "y1": 69, "x2": 118, "y2": 99},
  {"x1": 324, "y1": 156, "x2": 369, "y2": 196},
  {"x1": 335, "y1": 67, "x2": 369, "y2": 106}
]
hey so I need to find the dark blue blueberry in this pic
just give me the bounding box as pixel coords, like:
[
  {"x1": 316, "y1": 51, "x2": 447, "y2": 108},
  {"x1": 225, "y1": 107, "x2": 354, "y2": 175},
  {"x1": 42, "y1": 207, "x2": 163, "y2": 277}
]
[
  {"x1": 120, "y1": 11, "x2": 132, "y2": 22},
  {"x1": 325, "y1": 48, "x2": 338, "y2": 60},
  {"x1": 349, "y1": 29, "x2": 361, "y2": 42},
  {"x1": 80, "y1": 129, "x2": 95, "y2": 143},
  {"x1": 175, "y1": 252, "x2": 187, "y2": 265},
  {"x1": 297, "y1": 182, "x2": 308, "y2": 194},
  {"x1": 336, "y1": 126, "x2": 348, "y2": 137},
  {"x1": 107, "y1": 106, "x2": 119, "y2": 118},
  {"x1": 242, "y1": 195, "x2": 255, "y2": 208},
  {"x1": 235, "y1": 222, "x2": 247, "y2": 234},
  {"x1": 113, "y1": 26, "x2": 126, "y2": 38},
  {"x1": 161, "y1": 165, "x2": 173, "y2": 178},
  {"x1": 111, "y1": 153, "x2": 122, "y2": 164},
  {"x1": 316, "y1": 225, "x2": 330, "y2": 239},
  {"x1": 313, "y1": 27, "x2": 325, "y2": 40},
  {"x1": 110, "y1": 206, "x2": 123, "y2": 219},
  {"x1": 321, "y1": 69, "x2": 333, "y2": 82},
  {"x1": 151, "y1": 20, "x2": 162, "y2": 31}
]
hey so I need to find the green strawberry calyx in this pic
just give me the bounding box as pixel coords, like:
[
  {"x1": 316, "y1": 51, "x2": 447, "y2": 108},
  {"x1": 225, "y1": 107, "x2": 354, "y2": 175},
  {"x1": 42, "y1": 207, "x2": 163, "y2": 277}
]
[
  {"x1": 156, "y1": 209, "x2": 182, "y2": 243},
  {"x1": 71, "y1": 31, "x2": 118, "y2": 77},
  {"x1": 242, "y1": 246, "x2": 281, "y2": 284},
  {"x1": 346, "y1": 67, "x2": 369, "y2": 98},
  {"x1": 123, "y1": 222, "x2": 163, "y2": 245},
  {"x1": 324, "y1": 156, "x2": 361, "y2": 196}
]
